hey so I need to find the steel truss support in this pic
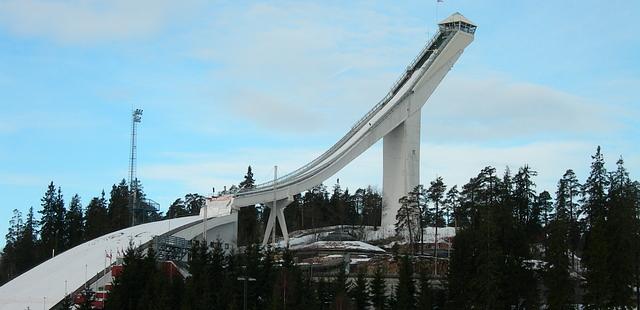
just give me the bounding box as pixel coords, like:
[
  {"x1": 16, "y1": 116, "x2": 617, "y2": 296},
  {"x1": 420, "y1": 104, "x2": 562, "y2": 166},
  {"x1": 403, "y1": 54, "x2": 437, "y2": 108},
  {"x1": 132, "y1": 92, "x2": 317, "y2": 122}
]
[{"x1": 262, "y1": 198, "x2": 292, "y2": 247}]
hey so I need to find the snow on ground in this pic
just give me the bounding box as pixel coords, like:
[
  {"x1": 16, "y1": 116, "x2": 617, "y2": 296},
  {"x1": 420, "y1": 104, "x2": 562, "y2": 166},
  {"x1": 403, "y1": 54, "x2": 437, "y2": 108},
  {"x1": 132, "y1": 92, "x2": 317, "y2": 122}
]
[
  {"x1": 281, "y1": 225, "x2": 456, "y2": 250},
  {"x1": 0, "y1": 216, "x2": 202, "y2": 310},
  {"x1": 365, "y1": 226, "x2": 456, "y2": 244},
  {"x1": 291, "y1": 241, "x2": 385, "y2": 253},
  {"x1": 350, "y1": 257, "x2": 372, "y2": 264}
]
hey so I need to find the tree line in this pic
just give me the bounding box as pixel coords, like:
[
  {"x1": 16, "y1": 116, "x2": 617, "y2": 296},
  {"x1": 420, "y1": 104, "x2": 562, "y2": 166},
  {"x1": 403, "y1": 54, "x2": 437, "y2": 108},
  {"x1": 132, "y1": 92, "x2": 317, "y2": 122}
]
[
  {"x1": 3, "y1": 146, "x2": 639, "y2": 308},
  {"x1": 443, "y1": 146, "x2": 639, "y2": 308},
  {"x1": 99, "y1": 241, "x2": 441, "y2": 310},
  {"x1": 234, "y1": 166, "x2": 383, "y2": 245},
  {"x1": 0, "y1": 179, "x2": 206, "y2": 285},
  {"x1": 123, "y1": 145, "x2": 639, "y2": 309}
]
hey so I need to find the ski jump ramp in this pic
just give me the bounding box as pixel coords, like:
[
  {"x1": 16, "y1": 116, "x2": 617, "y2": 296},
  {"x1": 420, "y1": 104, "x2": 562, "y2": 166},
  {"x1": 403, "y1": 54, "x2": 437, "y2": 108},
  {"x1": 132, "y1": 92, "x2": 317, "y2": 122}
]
[
  {"x1": 0, "y1": 198, "x2": 236, "y2": 309},
  {"x1": 0, "y1": 13, "x2": 475, "y2": 309},
  {"x1": 0, "y1": 203, "x2": 237, "y2": 310},
  {"x1": 233, "y1": 13, "x2": 476, "y2": 245}
]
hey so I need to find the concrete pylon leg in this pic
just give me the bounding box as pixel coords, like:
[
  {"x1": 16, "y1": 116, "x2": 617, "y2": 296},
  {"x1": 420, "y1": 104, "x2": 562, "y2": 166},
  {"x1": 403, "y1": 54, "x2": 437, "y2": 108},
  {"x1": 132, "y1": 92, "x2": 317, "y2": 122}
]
[
  {"x1": 262, "y1": 203, "x2": 278, "y2": 246},
  {"x1": 382, "y1": 111, "x2": 421, "y2": 230},
  {"x1": 276, "y1": 207, "x2": 289, "y2": 247},
  {"x1": 261, "y1": 199, "x2": 292, "y2": 247}
]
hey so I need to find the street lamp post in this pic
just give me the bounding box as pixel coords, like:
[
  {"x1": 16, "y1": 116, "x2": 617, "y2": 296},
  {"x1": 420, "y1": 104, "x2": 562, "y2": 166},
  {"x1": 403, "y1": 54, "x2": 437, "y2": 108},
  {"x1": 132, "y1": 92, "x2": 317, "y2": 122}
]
[{"x1": 237, "y1": 267, "x2": 256, "y2": 310}]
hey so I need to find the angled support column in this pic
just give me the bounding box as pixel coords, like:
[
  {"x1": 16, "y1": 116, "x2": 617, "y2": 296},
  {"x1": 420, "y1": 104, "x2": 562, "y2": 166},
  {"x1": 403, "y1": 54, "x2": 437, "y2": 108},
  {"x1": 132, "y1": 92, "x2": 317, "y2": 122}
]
[
  {"x1": 262, "y1": 198, "x2": 292, "y2": 247},
  {"x1": 382, "y1": 111, "x2": 421, "y2": 229}
]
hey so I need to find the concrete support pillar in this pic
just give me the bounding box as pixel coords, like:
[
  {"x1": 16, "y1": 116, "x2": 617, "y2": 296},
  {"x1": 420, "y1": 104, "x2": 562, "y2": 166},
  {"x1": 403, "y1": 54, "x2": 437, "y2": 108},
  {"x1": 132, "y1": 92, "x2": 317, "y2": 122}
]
[
  {"x1": 382, "y1": 111, "x2": 421, "y2": 229},
  {"x1": 262, "y1": 198, "x2": 292, "y2": 247}
]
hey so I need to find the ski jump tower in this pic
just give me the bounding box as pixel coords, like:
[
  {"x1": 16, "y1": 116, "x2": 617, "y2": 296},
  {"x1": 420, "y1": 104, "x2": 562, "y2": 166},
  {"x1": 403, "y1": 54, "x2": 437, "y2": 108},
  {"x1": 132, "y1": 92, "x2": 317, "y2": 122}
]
[
  {"x1": 381, "y1": 14, "x2": 476, "y2": 228},
  {"x1": 231, "y1": 13, "x2": 477, "y2": 245}
]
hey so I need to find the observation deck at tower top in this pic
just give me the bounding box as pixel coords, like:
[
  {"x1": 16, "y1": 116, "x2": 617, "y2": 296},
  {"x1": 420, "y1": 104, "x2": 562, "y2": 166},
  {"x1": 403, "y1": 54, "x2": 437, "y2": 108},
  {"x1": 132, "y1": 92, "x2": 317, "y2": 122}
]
[{"x1": 438, "y1": 12, "x2": 477, "y2": 34}]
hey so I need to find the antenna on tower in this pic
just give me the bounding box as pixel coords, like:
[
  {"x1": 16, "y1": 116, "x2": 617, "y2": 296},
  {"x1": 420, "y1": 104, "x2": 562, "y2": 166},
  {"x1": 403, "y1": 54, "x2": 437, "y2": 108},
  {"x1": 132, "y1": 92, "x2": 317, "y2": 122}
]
[{"x1": 129, "y1": 108, "x2": 143, "y2": 227}]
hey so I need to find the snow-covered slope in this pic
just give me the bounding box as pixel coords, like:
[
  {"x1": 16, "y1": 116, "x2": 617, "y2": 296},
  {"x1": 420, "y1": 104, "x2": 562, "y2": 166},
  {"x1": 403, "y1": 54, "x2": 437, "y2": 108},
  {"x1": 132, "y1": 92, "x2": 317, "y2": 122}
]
[{"x1": 0, "y1": 216, "x2": 201, "y2": 310}]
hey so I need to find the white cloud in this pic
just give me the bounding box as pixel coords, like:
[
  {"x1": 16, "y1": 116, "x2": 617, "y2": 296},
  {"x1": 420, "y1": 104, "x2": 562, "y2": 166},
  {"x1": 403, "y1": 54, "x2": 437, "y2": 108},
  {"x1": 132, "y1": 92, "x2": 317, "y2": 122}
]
[
  {"x1": 140, "y1": 147, "x2": 325, "y2": 194},
  {"x1": 0, "y1": 173, "x2": 46, "y2": 187},
  {"x1": 0, "y1": 122, "x2": 18, "y2": 134},
  {"x1": 420, "y1": 141, "x2": 597, "y2": 192},
  {"x1": 0, "y1": 111, "x2": 96, "y2": 134},
  {"x1": 331, "y1": 140, "x2": 634, "y2": 195},
  {"x1": 422, "y1": 75, "x2": 620, "y2": 142},
  {"x1": 183, "y1": 2, "x2": 623, "y2": 143},
  {"x1": 0, "y1": 0, "x2": 200, "y2": 43},
  {"x1": 187, "y1": 2, "x2": 425, "y2": 133},
  {"x1": 229, "y1": 91, "x2": 325, "y2": 132},
  {"x1": 140, "y1": 140, "x2": 623, "y2": 200}
]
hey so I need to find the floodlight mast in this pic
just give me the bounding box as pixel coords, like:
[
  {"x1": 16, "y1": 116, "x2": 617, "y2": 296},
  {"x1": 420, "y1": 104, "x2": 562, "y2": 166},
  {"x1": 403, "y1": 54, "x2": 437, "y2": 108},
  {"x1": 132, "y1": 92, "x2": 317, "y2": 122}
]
[{"x1": 129, "y1": 108, "x2": 143, "y2": 227}]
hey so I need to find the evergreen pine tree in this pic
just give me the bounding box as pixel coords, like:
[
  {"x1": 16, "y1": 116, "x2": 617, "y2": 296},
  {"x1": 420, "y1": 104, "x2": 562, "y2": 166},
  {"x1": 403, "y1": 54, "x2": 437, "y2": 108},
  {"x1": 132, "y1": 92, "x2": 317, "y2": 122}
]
[
  {"x1": 560, "y1": 169, "x2": 582, "y2": 268},
  {"x1": 84, "y1": 192, "x2": 109, "y2": 240},
  {"x1": 395, "y1": 255, "x2": 415, "y2": 310},
  {"x1": 447, "y1": 225, "x2": 480, "y2": 309},
  {"x1": 408, "y1": 185, "x2": 427, "y2": 255},
  {"x1": 166, "y1": 198, "x2": 188, "y2": 218},
  {"x1": 538, "y1": 190, "x2": 553, "y2": 227},
  {"x1": 19, "y1": 207, "x2": 38, "y2": 272},
  {"x1": 370, "y1": 266, "x2": 387, "y2": 310},
  {"x1": 238, "y1": 165, "x2": 255, "y2": 189},
  {"x1": 39, "y1": 182, "x2": 67, "y2": 256},
  {"x1": 444, "y1": 185, "x2": 460, "y2": 227},
  {"x1": 582, "y1": 146, "x2": 610, "y2": 307},
  {"x1": 544, "y1": 200, "x2": 573, "y2": 309},
  {"x1": 181, "y1": 242, "x2": 209, "y2": 310},
  {"x1": 185, "y1": 193, "x2": 206, "y2": 215},
  {"x1": 341, "y1": 188, "x2": 359, "y2": 226},
  {"x1": 350, "y1": 271, "x2": 370, "y2": 310},
  {"x1": 632, "y1": 180, "x2": 640, "y2": 310},
  {"x1": 5, "y1": 209, "x2": 23, "y2": 247},
  {"x1": 582, "y1": 146, "x2": 609, "y2": 225},
  {"x1": 329, "y1": 181, "x2": 345, "y2": 226},
  {"x1": 65, "y1": 194, "x2": 84, "y2": 248},
  {"x1": 2, "y1": 209, "x2": 23, "y2": 279},
  {"x1": 514, "y1": 166, "x2": 540, "y2": 241},
  {"x1": 548, "y1": 174, "x2": 575, "y2": 310},
  {"x1": 427, "y1": 177, "x2": 446, "y2": 275},
  {"x1": 396, "y1": 196, "x2": 419, "y2": 253},
  {"x1": 416, "y1": 269, "x2": 433, "y2": 310},
  {"x1": 333, "y1": 262, "x2": 350, "y2": 309},
  {"x1": 260, "y1": 246, "x2": 276, "y2": 308},
  {"x1": 317, "y1": 278, "x2": 332, "y2": 309},
  {"x1": 363, "y1": 186, "x2": 383, "y2": 228},
  {"x1": 108, "y1": 180, "x2": 130, "y2": 231},
  {"x1": 604, "y1": 157, "x2": 635, "y2": 308}
]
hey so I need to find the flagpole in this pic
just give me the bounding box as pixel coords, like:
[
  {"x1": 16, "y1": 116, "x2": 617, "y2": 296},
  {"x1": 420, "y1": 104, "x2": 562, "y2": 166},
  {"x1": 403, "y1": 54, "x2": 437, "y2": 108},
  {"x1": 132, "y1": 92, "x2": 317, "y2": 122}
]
[{"x1": 436, "y1": 0, "x2": 444, "y2": 25}]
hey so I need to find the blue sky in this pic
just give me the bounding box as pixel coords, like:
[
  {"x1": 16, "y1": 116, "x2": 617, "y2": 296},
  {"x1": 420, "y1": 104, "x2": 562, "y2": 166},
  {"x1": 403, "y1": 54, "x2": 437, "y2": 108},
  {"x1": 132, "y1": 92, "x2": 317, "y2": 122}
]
[{"x1": 0, "y1": 0, "x2": 638, "y2": 241}]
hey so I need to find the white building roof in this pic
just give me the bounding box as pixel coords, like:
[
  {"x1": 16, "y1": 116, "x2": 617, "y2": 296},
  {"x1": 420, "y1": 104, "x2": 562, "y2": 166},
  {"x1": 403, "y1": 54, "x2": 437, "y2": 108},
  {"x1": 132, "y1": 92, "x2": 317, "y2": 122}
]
[{"x1": 439, "y1": 12, "x2": 476, "y2": 27}]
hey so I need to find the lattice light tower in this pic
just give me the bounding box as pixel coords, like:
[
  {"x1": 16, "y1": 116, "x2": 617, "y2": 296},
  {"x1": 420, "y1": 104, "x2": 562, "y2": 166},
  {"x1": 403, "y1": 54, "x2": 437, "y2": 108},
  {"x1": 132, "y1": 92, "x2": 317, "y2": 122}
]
[{"x1": 129, "y1": 108, "x2": 143, "y2": 227}]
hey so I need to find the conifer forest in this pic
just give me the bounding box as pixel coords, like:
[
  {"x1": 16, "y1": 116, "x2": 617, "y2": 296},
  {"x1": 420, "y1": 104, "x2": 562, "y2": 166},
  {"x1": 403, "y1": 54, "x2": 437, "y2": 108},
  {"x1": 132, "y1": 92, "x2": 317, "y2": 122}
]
[{"x1": 2, "y1": 146, "x2": 639, "y2": 309}]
